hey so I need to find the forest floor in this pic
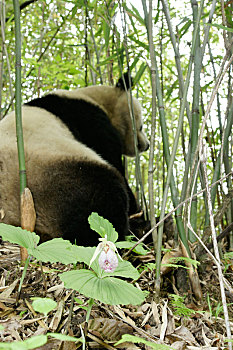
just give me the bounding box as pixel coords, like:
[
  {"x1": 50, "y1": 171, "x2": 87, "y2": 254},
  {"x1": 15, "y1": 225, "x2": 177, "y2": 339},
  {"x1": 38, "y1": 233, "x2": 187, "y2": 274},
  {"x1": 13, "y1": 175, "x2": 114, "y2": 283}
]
[{"x1": 0, "y1": 240, "x2": 233, "y2": 350}]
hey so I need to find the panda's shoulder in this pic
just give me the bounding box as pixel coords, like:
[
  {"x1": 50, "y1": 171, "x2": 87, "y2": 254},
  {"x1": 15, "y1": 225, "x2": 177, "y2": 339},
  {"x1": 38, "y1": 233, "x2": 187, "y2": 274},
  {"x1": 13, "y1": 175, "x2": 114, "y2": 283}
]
[{"x1": 26, "y1": 89, "x2": 108, "y2": 122}]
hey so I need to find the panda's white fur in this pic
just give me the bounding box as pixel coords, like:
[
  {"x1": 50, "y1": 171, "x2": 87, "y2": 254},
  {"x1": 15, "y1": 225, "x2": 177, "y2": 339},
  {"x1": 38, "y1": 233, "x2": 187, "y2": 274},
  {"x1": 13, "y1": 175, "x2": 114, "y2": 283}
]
[{"x1": 1, "y1": 106, "x2": 106, "y2": 163}]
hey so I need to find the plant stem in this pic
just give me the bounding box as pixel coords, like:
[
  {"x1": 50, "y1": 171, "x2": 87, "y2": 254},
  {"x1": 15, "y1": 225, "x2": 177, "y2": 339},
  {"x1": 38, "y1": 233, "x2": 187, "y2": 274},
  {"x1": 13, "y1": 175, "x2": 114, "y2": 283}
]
[
  {"x1": 189, "y1": 0, "x2": 201, "y2": 241},
  {"x1": 147, "y1": 0, "x2": 157, "y2": 245},
  {"x1": 13, "y1": 0, "x2": 27, "y2": 195},
  {"x1": 16, "y1": 255, "x2": 30, "y2": 304},
  {"x1": 155, "y1": 0, "x2": 204, "y2": 295},
  {"x1": 86, "y1": 298, "x2": 94, "y2": 323},
  {"x1": 201, "y1": 149, "x2": 232, "y2": 350},
  {"x1": 83, "y1": 297, "x2": 94, "y2": 348}
]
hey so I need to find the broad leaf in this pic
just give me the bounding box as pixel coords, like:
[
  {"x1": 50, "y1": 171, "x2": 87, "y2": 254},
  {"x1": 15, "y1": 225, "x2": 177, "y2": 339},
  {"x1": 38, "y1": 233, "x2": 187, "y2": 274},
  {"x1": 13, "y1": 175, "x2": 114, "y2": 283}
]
[
  {"x1": 60, "y1": 269, "x2": 145, "y2": 305},
  {"x1": 29, "y1": 238, "x2": 77, "y2": 264},
  {"x1": 88, "y1": 212, "x2": 118, "y2": 242},
  {"x1": 0, "y1": 224, "x2": 39, "y2": 248},
  {"x1": 0, "y1": 335, "x2": 47, "y2": 349},
  {"x1": 31, "y1": 298, "x2": 57, "y2": 316}
]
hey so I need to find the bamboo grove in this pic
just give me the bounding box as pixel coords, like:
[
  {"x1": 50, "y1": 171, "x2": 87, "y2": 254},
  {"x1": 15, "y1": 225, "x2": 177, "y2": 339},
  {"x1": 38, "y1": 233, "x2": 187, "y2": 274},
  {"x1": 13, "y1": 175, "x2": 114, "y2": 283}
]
[{"x1": 0, "y1": 0, "x2": 233, "y2": 334}]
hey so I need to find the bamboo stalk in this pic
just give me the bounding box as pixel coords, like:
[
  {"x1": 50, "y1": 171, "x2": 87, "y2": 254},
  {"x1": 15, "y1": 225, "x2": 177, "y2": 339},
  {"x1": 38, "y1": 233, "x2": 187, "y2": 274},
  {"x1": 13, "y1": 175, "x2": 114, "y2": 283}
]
[
  {"x1": 161, "y1": 0, "x2": 191, "y2": 125},
  {"x1": 84, "y1": 0, "x2": 103, "y2": 84},
  {"x1": 201, "y1": 50, "x2": 233, "y2": 227},
  {"x1": 142, "y1": 0, "x2": 191, "y2": 255},
  {"x1": 13, "y1": 0, "x2": 27, "y2": 195},
  {"x1": 0, "y1": 0, "x2": 4, "y2": 120},
  {"x1": 200, "y1": 0, "x2": 217, "y2": 61},
  {"x1": 119, "y1": 1, "x2": 148, "y2": 218},
  {"x1": 189, "y1": 0, "x2": 201, "y2": 242},
  {"x1": 200, "y1": 147, "x2": 232, "y2": 350},
  {"x1": 147, "y1": 0, "x2": 157, "y2": 246},
  {"x1": 13, "y1": 0, "x2": 37, "y2": 265},
  {"x1": 156, "y1": 0, "x2": 204, "y2": 295},
  {"x1": 0, "y1": 0, "x2": 14, "y2": 119}
]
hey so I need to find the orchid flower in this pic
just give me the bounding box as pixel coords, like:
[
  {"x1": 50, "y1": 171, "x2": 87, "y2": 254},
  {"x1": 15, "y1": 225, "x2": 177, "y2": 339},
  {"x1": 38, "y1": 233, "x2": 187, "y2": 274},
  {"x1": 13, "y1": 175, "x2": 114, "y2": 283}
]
[{"x1": 89, "y1": 235, "x2": 122, "y2": 273}]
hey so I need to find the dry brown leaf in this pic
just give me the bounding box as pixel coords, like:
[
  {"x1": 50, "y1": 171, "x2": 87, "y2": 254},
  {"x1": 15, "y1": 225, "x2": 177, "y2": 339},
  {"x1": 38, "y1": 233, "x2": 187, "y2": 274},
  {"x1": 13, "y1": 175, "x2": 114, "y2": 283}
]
[
  {"x1": 49, "y1": 299, "x2": 65, "y2": 331},
  {"x1": 0, "y1": 317, "x2": 22, "y2": 342},
  {"x1": 88, "y1": 317, "x2": 133, "y2": 341},
  {"x1": 0, "y1": 279, "x2": 19, "y2": 299},
  {"x1": 113, "y1": 305, "x2": 136, "y2": 327},
  {"x1": 59, "y1": 340, "x2": 77, "y2": 350},
  {"x1": 175, "y1": 325, "x2": 198, "y2": 346},
  {"x1": 0, "y1": 301, "x2": 11, "y2": 311},
  {"x1": 170, "y1": 340, "x2": 186, "y2": 350},
  {"x1": 141, "y1": 309, "x2": 152, "y2": 327},
  {"x1": 151, "y1": 301, "x2": 160, "y2": 326},
  {"x1": 160, "y1": 300, "x2": 168, "y2": 341},
  {"x1": 186, "y1": 347, "x2": 218, "y2": 350}
]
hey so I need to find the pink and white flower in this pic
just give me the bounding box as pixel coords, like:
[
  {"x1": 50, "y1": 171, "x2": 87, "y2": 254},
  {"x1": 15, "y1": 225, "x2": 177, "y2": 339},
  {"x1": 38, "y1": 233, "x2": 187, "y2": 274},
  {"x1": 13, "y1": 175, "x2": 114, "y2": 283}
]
[
  {"x1": 98, "y1": 248, "x2": 119, "y2": 272},
  {"x1": 89, "y1": 235, "x2": 121, "y2": 273}
]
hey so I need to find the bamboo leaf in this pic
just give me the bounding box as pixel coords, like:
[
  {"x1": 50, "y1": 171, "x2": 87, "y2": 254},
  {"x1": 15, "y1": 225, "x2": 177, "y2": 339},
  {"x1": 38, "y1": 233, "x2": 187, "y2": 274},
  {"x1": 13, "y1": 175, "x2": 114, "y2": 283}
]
[{"x1": 207, "y1": 22, "x2": 233, "y2": 33}]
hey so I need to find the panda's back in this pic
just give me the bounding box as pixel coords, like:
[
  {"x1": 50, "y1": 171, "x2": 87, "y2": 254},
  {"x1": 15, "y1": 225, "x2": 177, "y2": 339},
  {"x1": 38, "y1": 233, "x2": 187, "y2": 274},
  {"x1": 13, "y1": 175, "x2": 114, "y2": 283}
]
[
  {"x1": 0, "y1": 106, "x2": 107, "y2": 164},
  {"x1": 0, "y1": 106, "x2": 130, "y2": 245},
  {"x1": 26, "y1": 93, "x2": 124, "y2": 173}
]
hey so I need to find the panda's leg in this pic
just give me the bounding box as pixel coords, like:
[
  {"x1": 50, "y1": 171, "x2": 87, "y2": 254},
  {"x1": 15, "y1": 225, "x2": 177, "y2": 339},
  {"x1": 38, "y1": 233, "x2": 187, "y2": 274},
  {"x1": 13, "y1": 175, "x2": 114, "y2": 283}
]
[{"x1": 32, "y1": 159, "x2": 129, "y2": 246}]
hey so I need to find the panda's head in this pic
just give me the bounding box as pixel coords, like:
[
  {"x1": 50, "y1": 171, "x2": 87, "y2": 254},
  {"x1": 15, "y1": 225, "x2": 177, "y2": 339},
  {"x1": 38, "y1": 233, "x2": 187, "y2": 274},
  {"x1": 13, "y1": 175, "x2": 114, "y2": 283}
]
[
  {"x1": 52, "y1": 73, "x2": 149, "y2": 157},
  {"x1": 112, "y1": 73, "x2": 149, "y2": 157}
]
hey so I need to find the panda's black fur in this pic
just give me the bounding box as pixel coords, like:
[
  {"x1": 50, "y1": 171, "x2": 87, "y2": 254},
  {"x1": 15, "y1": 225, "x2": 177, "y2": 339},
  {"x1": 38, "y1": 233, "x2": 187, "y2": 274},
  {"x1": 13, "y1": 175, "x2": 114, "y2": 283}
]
[
  {"x1": 0, "y1": 75, "x2": 149, "y2": 245},
  {"x1": 36, "y1": 160, "x2": 129, "y2": 245},
  {"x1": 26, "y1": 91, "x2": 138, "y2": 216},
  {"x1": 27, "y1": 95, "x2": 124, "y2": 173}
]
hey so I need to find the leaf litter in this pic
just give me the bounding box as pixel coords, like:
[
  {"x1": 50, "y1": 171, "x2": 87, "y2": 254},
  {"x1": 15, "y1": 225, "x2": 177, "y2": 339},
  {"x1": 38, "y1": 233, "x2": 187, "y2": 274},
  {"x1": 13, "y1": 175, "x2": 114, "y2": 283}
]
[{"x1": 0, "y1": 240, "x2": 232, "y2": 349}]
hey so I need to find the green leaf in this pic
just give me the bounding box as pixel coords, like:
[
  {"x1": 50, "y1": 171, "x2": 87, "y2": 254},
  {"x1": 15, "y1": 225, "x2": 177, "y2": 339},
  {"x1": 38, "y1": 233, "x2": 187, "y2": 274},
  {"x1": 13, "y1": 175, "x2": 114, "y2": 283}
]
[
  {"x1": 0, "y1": 344, "x2": 24, "y2": 350},
  {"x1": 207, "y1": 22, "x2": 233, "y2": 33},
  {"x1": 69, "y1": 246, "x2": 97, "y2": 266},
  {"x1": 115, "y1": 334, "x2": 174, "y2": 349},
  {"x1": 47, "y1": 333, "x2": 82, "y2": 342},
  {"x1": 0, "y1": 224, "x2": 40, "y2": 249},
  {"x1": 129, "y1": 36, "x2": 149, "y2": 51},
  {"x1": 28, "y1": 238, "x2": 77, "y2": 264},
  {"x1": 116, "y1": 241, "x2": 149, "y2": 255},
  {"x1": 133, "y1": 63, "x2": 147, "y2": 86},
  {"x1": 60, "y1": 269, "x2": 145, "y2": 305},
  {"x1": 88, "y1": 212, "x2": 118, "y2": 242},
  {"x1": 123, "y1": 3, "x2": 145, "y2": 26},
  {"x1": 0, "y1": 335, "x2": 47, "y2": 349},
  {"x1": 21, "y1": 335, "x2": 48, "y2": 349},
  {"x1": 103, "y1": 21, "x2": 110, "y2": 50},
  {"x1": 110, "y1": 260, "x2": 139, "y2": 279},
  {"x1": 31, "y1": 298, "x2": 57, "y2": 316}
]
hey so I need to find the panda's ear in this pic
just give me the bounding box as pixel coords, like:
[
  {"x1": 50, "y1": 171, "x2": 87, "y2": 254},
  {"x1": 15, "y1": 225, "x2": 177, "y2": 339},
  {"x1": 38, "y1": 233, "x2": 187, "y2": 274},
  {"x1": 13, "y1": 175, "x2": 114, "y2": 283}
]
[{"x1": 116, "y1": 72, "x2": 134, "y2": 91}]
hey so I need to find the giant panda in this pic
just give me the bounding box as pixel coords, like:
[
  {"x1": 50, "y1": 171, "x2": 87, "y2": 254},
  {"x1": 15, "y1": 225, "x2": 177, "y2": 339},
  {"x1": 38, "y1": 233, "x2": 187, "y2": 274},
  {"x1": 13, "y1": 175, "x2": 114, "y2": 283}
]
[{"x1": 0, "y1": 74, "x2": 149, "y2": 245}]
